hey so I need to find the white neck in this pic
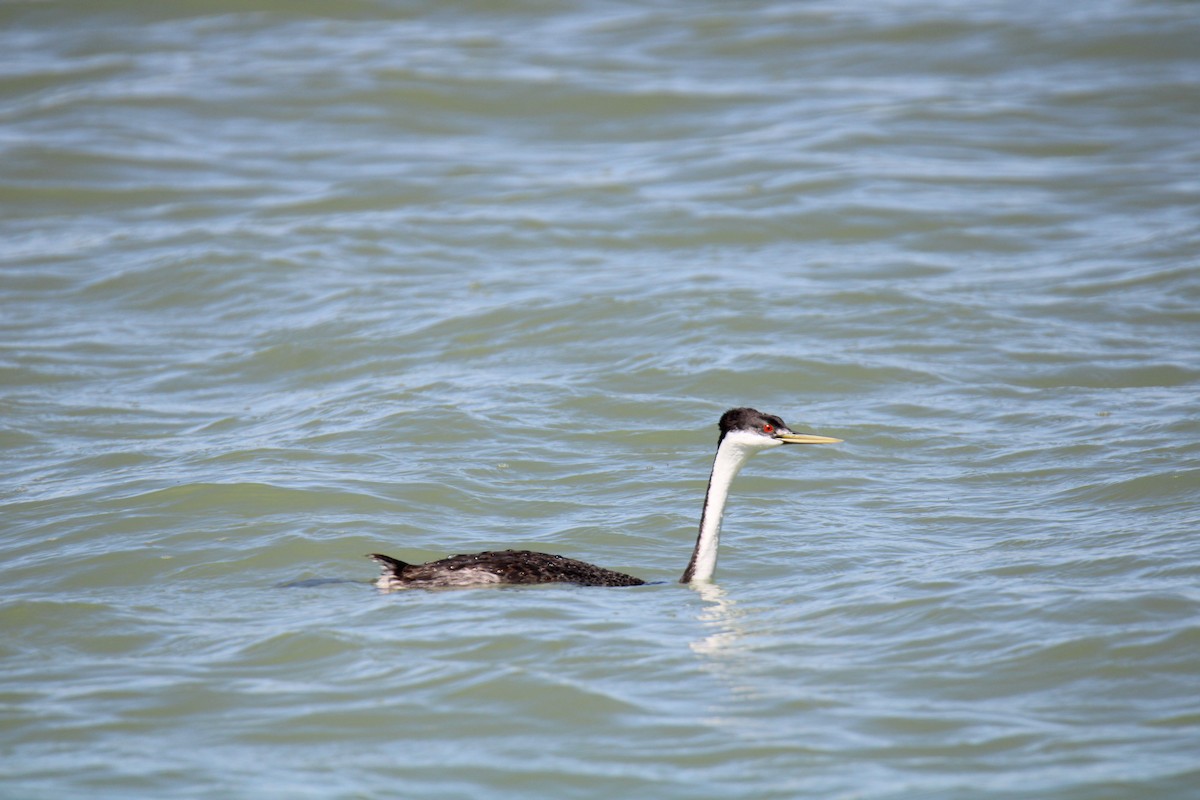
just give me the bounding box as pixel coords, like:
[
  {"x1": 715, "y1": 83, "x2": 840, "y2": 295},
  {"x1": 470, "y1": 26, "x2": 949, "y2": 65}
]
[{"x1": 680, "y1": 433, "x2": 765, "y2": 583}]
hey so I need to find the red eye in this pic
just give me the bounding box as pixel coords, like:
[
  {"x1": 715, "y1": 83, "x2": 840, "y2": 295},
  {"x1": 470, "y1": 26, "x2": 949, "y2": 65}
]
[{"x1": 762, "y1": 424, "x2": 774, "y2": 434}]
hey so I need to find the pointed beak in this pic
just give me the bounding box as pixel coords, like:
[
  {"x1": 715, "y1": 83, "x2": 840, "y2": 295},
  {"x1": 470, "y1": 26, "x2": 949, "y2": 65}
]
[{"x1": 775, "y1": 431, "x2": 843, "y2": 445}]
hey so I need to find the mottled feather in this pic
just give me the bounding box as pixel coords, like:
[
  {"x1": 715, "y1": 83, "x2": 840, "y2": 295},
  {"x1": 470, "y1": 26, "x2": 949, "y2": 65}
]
[{"x1": 368, "y1": 550, "x2": 645, "y2": 589}]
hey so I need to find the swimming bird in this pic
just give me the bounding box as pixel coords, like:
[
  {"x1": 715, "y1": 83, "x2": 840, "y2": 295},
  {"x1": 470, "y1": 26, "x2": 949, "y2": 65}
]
[{"x1": 368, "y1": 407, "x2": 840, "y2": 589}]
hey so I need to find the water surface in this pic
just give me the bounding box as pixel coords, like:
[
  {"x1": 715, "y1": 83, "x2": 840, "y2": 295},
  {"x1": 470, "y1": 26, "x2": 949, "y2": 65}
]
[{"x1": 2, "y1": 1, "x2": 1199, "y2": 798}]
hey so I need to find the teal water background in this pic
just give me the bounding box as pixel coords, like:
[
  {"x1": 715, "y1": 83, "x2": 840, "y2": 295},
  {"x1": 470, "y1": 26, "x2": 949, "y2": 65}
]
[{"x1": 2, "y1": 2, "x2": 1199, "y2": 798}]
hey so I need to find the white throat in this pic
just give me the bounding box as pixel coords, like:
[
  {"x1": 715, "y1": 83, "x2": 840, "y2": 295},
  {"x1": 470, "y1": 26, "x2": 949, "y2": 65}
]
[{"x1": 680, "y1": 431, "x2": 777, "y2": 583}]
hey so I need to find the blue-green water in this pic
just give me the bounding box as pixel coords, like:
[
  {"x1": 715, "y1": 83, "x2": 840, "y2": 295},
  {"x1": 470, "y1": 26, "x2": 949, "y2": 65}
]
[{"x1": 3, "y1": 2, "x2": 1199, "y2": 798}]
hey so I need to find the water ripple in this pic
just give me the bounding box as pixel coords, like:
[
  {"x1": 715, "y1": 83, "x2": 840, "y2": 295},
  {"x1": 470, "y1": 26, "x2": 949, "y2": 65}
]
[{"x1": 3, "y1": 1, "x2": 1199, "y2": 798}]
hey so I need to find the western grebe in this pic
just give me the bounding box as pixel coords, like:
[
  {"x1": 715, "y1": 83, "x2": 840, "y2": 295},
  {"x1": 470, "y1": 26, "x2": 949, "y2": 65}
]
[{"x1": 368, "y1": 407, "x2": 840, "y2": 589}]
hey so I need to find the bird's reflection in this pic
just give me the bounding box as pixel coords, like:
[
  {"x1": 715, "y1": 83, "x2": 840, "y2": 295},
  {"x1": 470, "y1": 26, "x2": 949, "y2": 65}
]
[{"x1": 688, "y1": 581, "x2": 746, "y2": 657}]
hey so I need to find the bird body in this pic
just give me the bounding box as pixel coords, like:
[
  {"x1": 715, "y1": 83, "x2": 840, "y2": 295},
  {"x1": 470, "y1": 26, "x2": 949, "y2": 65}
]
[
  {"x1": 368, "y1": 407, "x2": 839, "y2": 590},
  {"x1": 369, "y1": 550, "x2": 645, "y2": 589}
]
